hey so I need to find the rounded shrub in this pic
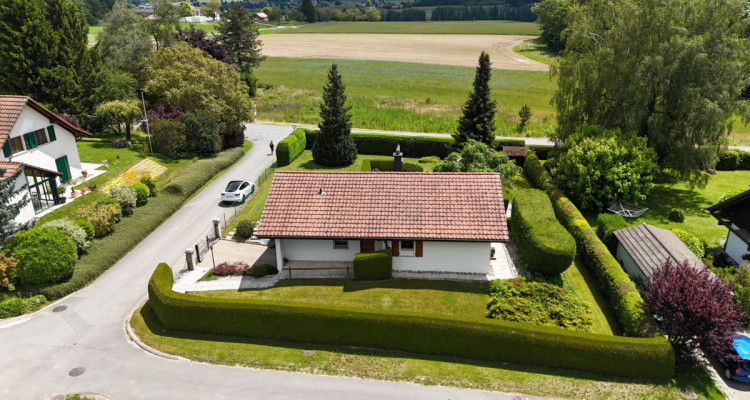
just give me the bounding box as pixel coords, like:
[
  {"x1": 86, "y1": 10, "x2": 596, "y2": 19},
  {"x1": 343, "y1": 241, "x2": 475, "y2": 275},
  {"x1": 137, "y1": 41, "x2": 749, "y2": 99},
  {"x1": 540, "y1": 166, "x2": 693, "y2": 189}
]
[
  {"x1": 246, "y1": 264, "x2": 278, "y2": 278},
  {"x1": 0, "y1": 252, "x2": 18, "y2": 291},
  {"x1": 7, "y1": 228, "x2": 77, "y2": 285},
  {"x1": 107, "y1": 184, "x2": 137, "y2": 216},
  {"x1": 235, "y1": 220, "x2": 254, "y2": 238},
  {"x1": 667, "y1": 208, "x2": 685, "y2": 223},
  {"x1": 418, "y1": 156, "x2": 441, "y2": 164},
  {"x1": 131, "y1": 182, "x2": 150, "y2": 206},
  {"x1": 43, "y1": 218, "x2": 91, "y2": 255},
  {"x1": 716, "y1": 151, "x2": 740, "y2": 170},
  {"x1": 511, "y1": 189, "x2": 576, "y2": 276},
  {"x1": 74, "y1": 219, "x2": 95, "y2": 241},
  {"x1": 96, "y1": 198, "x2": 122, "y2": 221},
  {"x1": 77, "y1": 203, "x2": 120, "y2": 237},
  {"x1": 672, "y1": 229, "x2": 704, "y2": 258},
  {"x1": 140, "y1": 176, "x2": 157, "y2": 196}
]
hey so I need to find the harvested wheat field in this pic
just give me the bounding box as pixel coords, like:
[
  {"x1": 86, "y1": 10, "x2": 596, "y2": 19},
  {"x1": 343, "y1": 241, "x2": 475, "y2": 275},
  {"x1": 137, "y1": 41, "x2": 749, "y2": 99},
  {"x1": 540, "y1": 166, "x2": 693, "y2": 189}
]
[{"x1": 260, "y1": 34, "x2": 549, "y2": 71}]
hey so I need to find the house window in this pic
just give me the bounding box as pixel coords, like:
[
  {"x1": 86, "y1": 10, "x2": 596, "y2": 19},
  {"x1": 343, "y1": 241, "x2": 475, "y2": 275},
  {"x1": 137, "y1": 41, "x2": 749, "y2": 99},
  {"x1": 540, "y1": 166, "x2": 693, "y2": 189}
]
[
  {"x1": 9, "y1": 137, "x2": 24, "y2": 153},
  {"x1": 33, "y1": 128, "x2": 48, "y2": 146},
  {"x1": 333, "y1": 240, "x2": 349, "y2": 249},
  {"x1": 400, "y1": 240, "x2": 415, "y2": 256}
]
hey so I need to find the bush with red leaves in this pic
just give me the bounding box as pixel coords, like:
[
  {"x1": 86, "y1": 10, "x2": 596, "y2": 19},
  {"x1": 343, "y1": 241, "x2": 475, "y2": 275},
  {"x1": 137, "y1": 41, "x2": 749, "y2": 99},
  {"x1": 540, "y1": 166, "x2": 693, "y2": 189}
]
[
  {"x1": 213, "y1": 261, "x2": 249, "y2": 276},
  {"x1": 643, "y1": 259, "x2": 743, "y2": 361}
]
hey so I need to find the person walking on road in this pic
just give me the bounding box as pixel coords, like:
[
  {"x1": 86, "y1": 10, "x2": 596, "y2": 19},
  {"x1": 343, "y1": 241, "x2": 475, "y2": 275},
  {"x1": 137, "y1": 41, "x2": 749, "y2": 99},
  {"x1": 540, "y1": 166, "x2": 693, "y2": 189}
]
[{"x1": 269, "y1": 141, "x2": 274, "y2": 155}]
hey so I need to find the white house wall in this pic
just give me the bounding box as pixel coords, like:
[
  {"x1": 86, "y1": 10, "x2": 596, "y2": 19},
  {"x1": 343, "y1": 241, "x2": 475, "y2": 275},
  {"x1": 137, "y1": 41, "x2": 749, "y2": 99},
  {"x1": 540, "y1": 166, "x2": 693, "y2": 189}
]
[
  {"x1": 726, "y1": 224, "x2": 750, "y2": 265},
  {"x1": 391, "y1": 240, "x2": 490, "y2": 274},
  {"x1": 280, "y1": 239, "x2": 361, "y2": 262},
  {"x1": 2, "y1": 106, "x2": 83, "y2": 184},
  {"x1": 9, "y1": 173, "x2": 35, "y2": 224}
]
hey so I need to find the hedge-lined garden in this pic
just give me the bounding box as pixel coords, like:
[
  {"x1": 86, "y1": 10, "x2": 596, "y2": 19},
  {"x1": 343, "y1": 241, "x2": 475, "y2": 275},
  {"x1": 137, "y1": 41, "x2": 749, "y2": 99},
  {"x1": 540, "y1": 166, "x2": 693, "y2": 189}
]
[
  {"x1": 276, "y1": 128, "x2": 307, "y2": 167},
  {"x1": 524, "y1": 151, "x2": 659, "y2": 338},
  {"x1": 148, "y1": 262, "x2": 674, "y2": 379}
]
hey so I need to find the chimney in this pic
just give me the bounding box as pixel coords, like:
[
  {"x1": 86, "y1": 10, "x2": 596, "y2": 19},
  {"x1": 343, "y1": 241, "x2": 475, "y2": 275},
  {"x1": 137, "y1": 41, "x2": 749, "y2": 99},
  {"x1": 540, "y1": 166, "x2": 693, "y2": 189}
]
[{"x1": 392, "y1": 144, "x2": 403, "y2": 172}]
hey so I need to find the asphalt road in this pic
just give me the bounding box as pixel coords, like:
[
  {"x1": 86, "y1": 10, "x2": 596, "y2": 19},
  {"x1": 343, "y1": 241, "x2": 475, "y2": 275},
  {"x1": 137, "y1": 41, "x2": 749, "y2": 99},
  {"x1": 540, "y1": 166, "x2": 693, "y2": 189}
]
[{"x1": 0, "y1": 124, "x2": 554, "y2": 400}]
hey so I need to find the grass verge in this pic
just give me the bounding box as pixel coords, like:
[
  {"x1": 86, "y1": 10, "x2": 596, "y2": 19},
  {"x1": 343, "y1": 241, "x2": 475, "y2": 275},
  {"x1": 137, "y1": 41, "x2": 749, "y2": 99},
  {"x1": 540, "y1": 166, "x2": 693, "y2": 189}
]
[
  {"x1": 132, "y1": 302, "x2": 723, "y2": 400},
  {"x1": 284, "y1": 21, "x2": 541, "y2": 35}
]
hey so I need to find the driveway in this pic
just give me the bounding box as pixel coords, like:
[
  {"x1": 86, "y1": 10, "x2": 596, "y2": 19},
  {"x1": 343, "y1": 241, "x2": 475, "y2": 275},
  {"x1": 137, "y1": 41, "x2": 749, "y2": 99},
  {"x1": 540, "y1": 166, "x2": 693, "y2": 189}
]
[{"x1": 0, "y1": 123, "x2": 556, "y2": 400}]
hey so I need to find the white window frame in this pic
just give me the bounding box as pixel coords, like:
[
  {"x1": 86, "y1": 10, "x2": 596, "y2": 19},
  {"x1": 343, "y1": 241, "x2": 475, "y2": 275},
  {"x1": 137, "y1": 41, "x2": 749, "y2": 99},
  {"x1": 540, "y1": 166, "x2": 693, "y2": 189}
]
[
  {"x1": 400, "y1": 240, "x2": 415, "y2": 256},
  {"x1": 333, "y1": 240, "x2": 348, "y2": 249}
]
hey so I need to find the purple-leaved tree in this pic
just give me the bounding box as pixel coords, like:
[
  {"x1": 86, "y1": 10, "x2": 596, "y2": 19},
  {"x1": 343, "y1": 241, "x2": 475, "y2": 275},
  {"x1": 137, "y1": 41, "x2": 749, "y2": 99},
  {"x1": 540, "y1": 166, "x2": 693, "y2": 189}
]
[{"x1": 643, "y1": 259, "x2": 743, "y2": 361}]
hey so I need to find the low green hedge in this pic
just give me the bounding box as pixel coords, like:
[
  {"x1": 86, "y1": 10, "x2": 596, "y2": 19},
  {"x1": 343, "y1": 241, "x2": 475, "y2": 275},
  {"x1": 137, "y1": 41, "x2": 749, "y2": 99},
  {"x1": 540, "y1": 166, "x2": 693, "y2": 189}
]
[
  {"x1": 362, "y1": 160, "x2": 424, "y2": 172},
  {"x1": 527, "y1": 145, "x2": 555, "y2": 160},
  {"x1": 369, "y1": 160, "x2": 393, "y2": 171},
  {"x1": 148, "y1": 263, "x2": 675, "y2": 379},
  {"x1": 305, "y1": 130, "x2": 454, "y2": 158},
  {"x1": 493, "y1": 139, "x2": 526, "y2": 149},
  {"x1": 716, "y1": 150, "x2": 750, "y2": 170},
  {"x1": 26, "y1": 148, "x2": 246, "y2": 301},
  {"x1": 276, "y1": 128, "x2": 307, "y2": 167},
  {"x1": 511, "y1": 189, "x2": 575, "y2": 276},
  {"x1": 596, "y1": 213, "x2": 628, "y2": 252},
  {"x1": 353, "y1": 249, "x2": 392, "y2": 280},
  {"x1": 525, "y1": 151, "x2": 658, "y2": 337}
]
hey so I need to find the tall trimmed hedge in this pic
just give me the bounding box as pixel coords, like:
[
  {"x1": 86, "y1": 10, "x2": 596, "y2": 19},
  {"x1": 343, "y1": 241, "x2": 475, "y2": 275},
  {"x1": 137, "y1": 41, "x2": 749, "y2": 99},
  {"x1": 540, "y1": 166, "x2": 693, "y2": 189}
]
[
  {"x1": 525, "y1": 151, "x2": 658, "y2": 337},
  {"x1": 596, "y1": 213, "x2": 628, "y2": 251},
  {"x1": 353, "y1": 249, "x2": 392, "y2": 280},
  {"x1": 512, "y1": 189, "x2": 575, "y2": 275},
  {"x1": 148, "y1": 263, "x2": 675, "y2": 379},
  {"x1": 716, "y1": 150, "x2": 750, "y2": 170},
  {"x1": 305, "y1": 130, "x2": 454, "y2": 158},
  {"x1": 276, "y1": 128, "x2": 307, "y2": 167}
]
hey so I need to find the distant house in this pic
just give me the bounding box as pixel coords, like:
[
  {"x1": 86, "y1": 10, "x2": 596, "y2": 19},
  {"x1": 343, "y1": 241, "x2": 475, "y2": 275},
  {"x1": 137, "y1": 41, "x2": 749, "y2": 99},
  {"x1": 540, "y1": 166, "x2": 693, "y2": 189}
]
[
  {"x1": 0, "y1": 96, "x2": 91, "y2": 223},
  {"x1": 190, "y1": 5, "x2": 201, "y2": 16},
  {"x1": 255, "y1": 170, "x2": 509, "y2": 276},
  {"x1": 613, "y1": 223, "x2": 705, "y2": 282},
  {"x1": 254, "y1": 12, "x2": 269, "y2": 22},
  {"x1": 708, "y1": 190, "x2": 750, "y2": 265}
]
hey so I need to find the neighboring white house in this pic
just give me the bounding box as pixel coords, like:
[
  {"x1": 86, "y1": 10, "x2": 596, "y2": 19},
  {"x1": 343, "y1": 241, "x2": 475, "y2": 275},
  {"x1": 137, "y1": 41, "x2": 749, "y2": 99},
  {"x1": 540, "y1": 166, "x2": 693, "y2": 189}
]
[
  {"x1": 0, "y1": 95, "x2": 91, "y2": 224},
  {"x1": 254, "y1": 170, "x2": 509, "y2": 276},
  {"x1": 709, "y1": 189, "x2": 750, "y2": 265},
  {"x1": 613, "y1": 223, "x2": 705, "y2": 282}
]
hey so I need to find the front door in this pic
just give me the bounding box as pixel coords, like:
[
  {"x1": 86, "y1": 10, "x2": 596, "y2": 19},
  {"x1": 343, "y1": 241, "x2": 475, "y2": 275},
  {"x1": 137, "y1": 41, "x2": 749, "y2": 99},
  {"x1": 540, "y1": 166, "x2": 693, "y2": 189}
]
[
  {"x1": 55, "y1": 156, "x2": 71, "y2": 183},
  {"x1": 360, "y1": 240, "x2": 375, "y2": 253}
]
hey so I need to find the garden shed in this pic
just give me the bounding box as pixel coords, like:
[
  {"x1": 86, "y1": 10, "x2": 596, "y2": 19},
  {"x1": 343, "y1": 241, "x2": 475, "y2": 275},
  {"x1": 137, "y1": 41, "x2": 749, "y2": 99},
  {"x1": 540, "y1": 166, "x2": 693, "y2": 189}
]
[
  {"x1": 255, "y1": 171, "x2": 508, "y2": 277},
  {"x1": 613, "y1": 223, "x2": 704, "y2": 282}
]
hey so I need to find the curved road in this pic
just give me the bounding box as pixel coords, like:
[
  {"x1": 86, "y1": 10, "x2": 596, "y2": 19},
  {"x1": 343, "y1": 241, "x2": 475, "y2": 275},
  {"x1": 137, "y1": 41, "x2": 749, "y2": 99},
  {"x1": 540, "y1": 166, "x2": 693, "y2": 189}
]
[{"x1": 0, "y1": 124, "x2": 550, "y2": 400}]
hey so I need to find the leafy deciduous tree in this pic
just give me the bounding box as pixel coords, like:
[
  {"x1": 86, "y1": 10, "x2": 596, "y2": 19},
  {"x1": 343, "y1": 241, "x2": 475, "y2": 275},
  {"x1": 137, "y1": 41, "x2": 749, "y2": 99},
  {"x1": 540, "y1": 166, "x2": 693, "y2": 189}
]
[
  {"x1": 454, "y1": 51, "x2": 497, "y2": 147},
  {"x1": 553, "y1": 0, "x2": 750, "y2": 185},
  {"x1": 145, "y1": 0, "x2": 181, "y2": 50},
  {"x1": 98, "y1": 0, "x2": 153, "y2": 75},
  {"x1": 531, "y1": 0, "x2": 573, "y2": 52},
  {"x1": 644, "y1": 259, "x2": 743, "y2": 361},
  {"x1": 312, "y1": 63, "x2": 357, "y2": 167},
  {"x1": 434, "y1": 140, "x2": 520, "y2": 180},
  {"x1": 90, "y1": 67, "x2": 138, "y2": 105},
  {"x1": 95, "y1": 99, "x2": 141, "y2": 141},
  {"x1": 175, "y1": 25, "x2": 230, "y2": 63}
]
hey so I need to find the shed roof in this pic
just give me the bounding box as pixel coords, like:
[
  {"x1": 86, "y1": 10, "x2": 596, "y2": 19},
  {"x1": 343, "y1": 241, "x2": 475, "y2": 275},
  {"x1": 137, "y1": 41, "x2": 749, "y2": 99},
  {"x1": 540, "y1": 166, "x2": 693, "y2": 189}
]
[
  {"x1": 614, "y1": 223, "x2": 704, "y2": 278},
  {"x1": 255, "y1": 171, "x2": 508, "y2": 241}
]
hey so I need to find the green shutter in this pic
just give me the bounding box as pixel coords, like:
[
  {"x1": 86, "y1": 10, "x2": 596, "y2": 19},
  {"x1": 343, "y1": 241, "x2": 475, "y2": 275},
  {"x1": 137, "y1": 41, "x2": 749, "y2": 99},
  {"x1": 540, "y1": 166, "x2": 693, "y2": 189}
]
[
  {"x1": 47, "y1": 125, "x2": 56, "y2": 142},
  {"x1": 23, "y1": 133, "x2": 31, "y2": 149},
  {"x1": 2, "y1": 141, "x2": 10, "y2": 157}
]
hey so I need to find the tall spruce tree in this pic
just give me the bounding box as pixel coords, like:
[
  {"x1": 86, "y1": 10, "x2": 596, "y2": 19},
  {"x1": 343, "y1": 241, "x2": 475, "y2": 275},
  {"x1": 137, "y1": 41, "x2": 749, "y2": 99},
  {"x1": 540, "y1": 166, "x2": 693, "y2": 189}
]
[
  {"x1": 312, "y1": 63, "x2": 357, "y2": 167},
  {"x1": 0, "y1": 167, "x2": 29, "y2": 243},
  {"x1": 454, "y1": 51, "x2": 497, "y2": 147},
  {"x1": 299, "y1": 0, "x2": 318, "y2": 22},
  {"x1": 218, "y1": 3, "x2": 265, "y2": 68}
]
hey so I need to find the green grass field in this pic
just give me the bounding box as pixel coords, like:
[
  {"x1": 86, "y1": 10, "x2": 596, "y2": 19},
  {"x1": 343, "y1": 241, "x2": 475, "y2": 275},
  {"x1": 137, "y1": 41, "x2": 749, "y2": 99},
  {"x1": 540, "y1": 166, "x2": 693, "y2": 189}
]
[
  {"x1": 283, "y1": 21, "x2": 541, "y2": 35},
  {"x1": 255, "y1": 57, "x2": 556, "y2": 135},
  {"x1": 513, "y1": 38, "x2": 559, "y2": 66}
]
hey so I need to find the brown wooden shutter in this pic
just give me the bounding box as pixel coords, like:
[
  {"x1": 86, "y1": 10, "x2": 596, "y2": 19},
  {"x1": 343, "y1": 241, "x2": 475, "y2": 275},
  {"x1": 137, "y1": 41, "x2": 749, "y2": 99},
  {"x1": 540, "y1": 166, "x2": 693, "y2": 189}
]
[
  {"x1": 415, "y1": 241, "x2": 423, "y2": 257},
  {"x1": 392, "y1": 240, "x2": 399, "y2": 257},
  {"x1": 360, "y1": 240, "x2": 374, "y2": 253}
]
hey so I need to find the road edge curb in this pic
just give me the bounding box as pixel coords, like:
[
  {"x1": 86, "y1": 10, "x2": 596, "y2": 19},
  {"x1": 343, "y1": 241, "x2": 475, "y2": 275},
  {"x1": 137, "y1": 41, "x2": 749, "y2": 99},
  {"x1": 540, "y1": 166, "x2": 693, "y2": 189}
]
[{"x1": 125, "y1": 297, "x2": 185, "y2": 361}]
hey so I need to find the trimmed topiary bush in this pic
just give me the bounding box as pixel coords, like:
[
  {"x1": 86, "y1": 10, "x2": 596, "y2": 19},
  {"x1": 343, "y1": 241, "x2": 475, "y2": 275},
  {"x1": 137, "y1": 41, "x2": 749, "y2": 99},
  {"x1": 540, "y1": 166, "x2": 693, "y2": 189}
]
[
  {"x1": 107, "y1": 184, "x2": 137, "y2": 216},
  {"x1": 148, "y1": 262, "x2": 676, "y2": 379},
  {"x1": 667, "y1": 208, "x2": 685, "y2": 223},
  {"x1": 353, "y1": 248, "x2": 392, "y2": 280},
  {"x1": 235, "y1": 220, "x2": 254, "y2": 238},
  {"x1": 511, "y1": 189, "x2": 575, "y2": 276},
  {"x1": 276, "y1": 128, "x2": 307, "y2": 167},
  {"x1": 596, "y1": 213, "x2": 628, "y2": 251},
  {"x1": 672, "y1": 229, "x2": 704, "y2": 258},
  {"x1": 7, "y1": 228, "x2": 77, "y2": 285},
  {"x1": 131, "y1": 182, "x2": 150, "y2": 206},
  {"x1": 74, "y1": 219, "x2": 95, "y2": 241},
  {"x1": 140, "y1": 176, "x2": 157, "y2": 197},
  {"x1": 418, "y1": 156, "x2": 440, "y2": 163},
  {"x1": 43, "y1": 218, "x2": 91, "y2": 255}
]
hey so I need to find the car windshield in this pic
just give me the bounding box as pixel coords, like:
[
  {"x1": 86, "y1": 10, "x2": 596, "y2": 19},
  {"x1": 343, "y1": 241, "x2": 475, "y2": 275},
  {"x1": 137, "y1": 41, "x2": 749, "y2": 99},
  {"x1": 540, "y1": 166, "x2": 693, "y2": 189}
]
[{"x1": 225, "y1": 181, "x2": 243, "y2": 192}]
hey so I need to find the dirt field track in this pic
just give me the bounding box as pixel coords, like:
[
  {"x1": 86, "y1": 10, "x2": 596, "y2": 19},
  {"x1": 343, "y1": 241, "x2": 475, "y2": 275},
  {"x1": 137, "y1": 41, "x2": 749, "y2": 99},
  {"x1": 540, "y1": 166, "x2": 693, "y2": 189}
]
[{"x1": 260, "y1": 34, "x2": 549, "y2": 71}]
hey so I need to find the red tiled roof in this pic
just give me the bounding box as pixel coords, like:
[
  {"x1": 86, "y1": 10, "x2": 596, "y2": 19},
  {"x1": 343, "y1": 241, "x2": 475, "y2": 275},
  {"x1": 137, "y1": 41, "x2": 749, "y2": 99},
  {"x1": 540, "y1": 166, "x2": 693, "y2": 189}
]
[
  {"x1": 255, "y1": 171, "x2": 508, "y2": 241},
  {"x1": 0, "y1": 95, "x2": 91, "y2": 148},
  {"x1": 502, "y1": 146, "x2": 526, "y2": 157},
  {"x1": 0, "y1": 161, "x2": 22, "y2": 179}
]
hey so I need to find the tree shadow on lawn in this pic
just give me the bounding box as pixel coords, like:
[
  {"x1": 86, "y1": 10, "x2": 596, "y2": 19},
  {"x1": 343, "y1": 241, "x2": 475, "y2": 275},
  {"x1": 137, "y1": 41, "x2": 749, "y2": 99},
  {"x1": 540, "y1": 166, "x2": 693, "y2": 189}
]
[
  {"x1": 640, "y1": 186, "x2": 711, "y2": 220},
  {"x1": 136, "y1": 303, "x2": 712, "y2": 397},
  {"x1": 236, "y1": 278, "x2": 489, "y2": 295}
]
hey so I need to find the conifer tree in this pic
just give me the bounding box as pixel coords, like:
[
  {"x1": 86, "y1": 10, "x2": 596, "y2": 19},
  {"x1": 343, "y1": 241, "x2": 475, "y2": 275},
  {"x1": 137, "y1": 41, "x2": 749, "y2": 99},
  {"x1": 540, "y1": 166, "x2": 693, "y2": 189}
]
[
  {"x1": 454, "y1": 51, "x2": 496, "y2": 147},
  {"x1": 312, "y1": 63, "x2": 357, "y2": 167},
  {"x1": 218, "y1": 3, "x2": 265, "y2": 68},
  {"x1": 0, "y1": 167, "x2": 29, "y2": 243},
  {"x1": 299, "y1": 0, "x2": 318, "y2": 23}
]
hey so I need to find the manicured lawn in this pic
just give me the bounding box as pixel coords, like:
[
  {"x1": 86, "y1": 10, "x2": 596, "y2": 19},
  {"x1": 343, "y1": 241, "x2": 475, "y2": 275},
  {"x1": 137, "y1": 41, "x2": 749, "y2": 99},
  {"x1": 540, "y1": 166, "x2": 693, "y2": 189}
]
[
  {"x1": 283, "y1": 21, "x2": 541, "y2": 35},
  {"x1": 563, "y1": 257, "x2": 622, "y2": 336},
  {"x1": 195, "y1": 279, "x2": 490, "y2": 318},
  {"x1": 132, "y1": 302, "x2": 723, "y2": 400},
  {"x1": 223, "y1": 151, "x2": 435, "y2": 234},
  {"x1": 582, "y1": 170, "x2": 750, "y2": 247},
  {"x1": 255, "y1": 57, "x2": 556, "y2": 135},
  {"x1": 87, "y1": 25, "x2": 102, "y2": 43}
]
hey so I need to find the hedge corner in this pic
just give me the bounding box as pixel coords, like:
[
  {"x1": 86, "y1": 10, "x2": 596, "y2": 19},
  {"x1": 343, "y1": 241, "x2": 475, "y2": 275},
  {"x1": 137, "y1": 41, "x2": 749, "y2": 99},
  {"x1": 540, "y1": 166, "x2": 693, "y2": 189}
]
[{"x1": 353, "y1": 248, "x2": 392, "y2": 280}]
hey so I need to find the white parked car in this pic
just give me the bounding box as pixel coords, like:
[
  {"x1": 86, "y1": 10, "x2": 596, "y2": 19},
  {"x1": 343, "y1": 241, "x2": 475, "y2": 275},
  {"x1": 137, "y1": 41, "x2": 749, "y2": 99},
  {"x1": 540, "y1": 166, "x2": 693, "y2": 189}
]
[{"x1": 221, "y1": 180, "x2": 255, "y2": 203}]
